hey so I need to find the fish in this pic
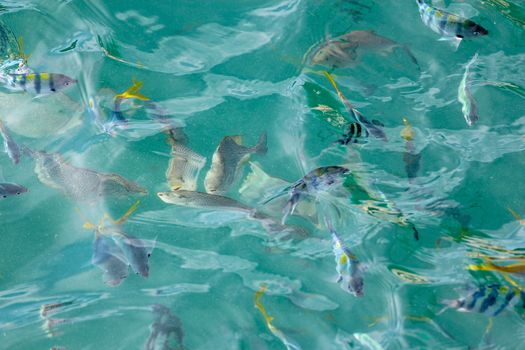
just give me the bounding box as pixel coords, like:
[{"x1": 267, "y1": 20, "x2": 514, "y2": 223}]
[
  {"x1": 337, "y1": 122, "x2": 370, "y2": 145},
  {"x1": 441, "y1": 284, "x2": 524, "y2": 317},
  {"x1": 401, "y1": 118, "x2": 421, "y2": 182},
  {"x1": 0, "y1": 182, "x2": 28, "y2": 198},
  {"x1": 416, "y1": 0, "x2": 488, "y2": 49},
  {"x1": 204, "y1": 132, "x2": 267, "y2": 194},
  {"x1": 146, "y1": 304, "x2": 185, "y2": 350},
  {"x1": 30, "y1": 150, "x2": 146, "y2": 201},
  {"x1": 166, "y1": 144, "x2": 206, "y2": 191},
  {"x1": 107, "y1": 229, "x2": 153, "y2": 278},
  {"x1": 458, "y1": 53, "x2": 479, "y2": 126},
  {"x1": 325, "y1": 216, "x2": 364, "y2": 297},
  {"x1": 254, "y1": 285, "x2": 302, "y2": 350},
  {"x1": 0, "y1": 72, "x2": 77, "y2": 95},
  {"x1": 157, "y1": 190, "x2": 253, "y2": 213},
  {"x1": 311, "y1": 30, "x2": 419, "y2": 70},
  {"x1": 91, "y1": 232, "x2": 129, "y2": 286},
  {"x1": 0, "y1": 119, "x2": 21, "y2": 164},
  {"x1": 111, "y1": 79, "x2": 150, "y2": 124},
  {"x1": 40, "y1": 301, "x2": 74, "y2": 319},
  {"x1": 324, "y1": 72, "x2": 387, "y2": 141},
  {"x1": 264, "y1": 166, "x2": 350, "y2": 225}
]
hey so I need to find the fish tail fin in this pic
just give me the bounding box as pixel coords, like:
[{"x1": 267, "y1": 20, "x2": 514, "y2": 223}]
[
  {"x1": 114, "y1": 200, "x2": 141, "y2": 225},
  {"x1": 114, "y1": 79, "x2": 150, "y2": 101},
  {"x1": 437, "y1": 300, "x2": 459, "y2": 315},
  {"x1": 254, "y1": 132, "x2": 268, "y2": 155}
]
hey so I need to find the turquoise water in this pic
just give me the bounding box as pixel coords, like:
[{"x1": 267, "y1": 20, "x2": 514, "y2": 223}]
[{"x1": 1, "y1": 0, "x2": 525, "y2": 348}]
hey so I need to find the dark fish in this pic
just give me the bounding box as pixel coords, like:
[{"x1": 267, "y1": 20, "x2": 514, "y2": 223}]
[
  {"x1": 311, "y1": 30, "x2": 419, "y2": 69},
  {"x1": 337, "y1": 122, "x2": 369, "y2": 145},
  {"x1": 146, "y1": 305, "x2": 184, "y2": 350},
  {"x1": 0, "y1": 182, "x2": 28, "y2": 198},
  {"x1": 0, "y1": 119, "x2": 21, "y2": 164}
]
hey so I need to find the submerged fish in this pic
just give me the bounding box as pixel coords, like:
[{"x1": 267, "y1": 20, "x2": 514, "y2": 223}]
[
  {"x1": 311, "y1": 30, "x2": 419, "y2": 69},
  {"x1": 157, "y1": 190, "x2": 253, "y2": 213},
  {"x1": 401, "y1": 118, "x2": 421, "y2": 182},
  {"x1": 441, "y1": 284, "x2": 525, "y2": 317},
  {"x1": 326, "y1": 217, "x2": 364, "y2": 297},
  {"x1": 40, "y1": 301, "x2": 74, "y2": 319},
  {"x1": 416, "y1": 0, "x2": 488, "y2": 48},
  {"x1": 458, "y1": 53, "x2": 479, "y2": 126},
  {"x1": 0, "y1": 182, "x2": 28, "y2": 198},
  {"x1": 0, "y1": 119, "x2": 21, "y2": 164},
  {"x1": 0, "y1": 72, "x2": 77, "y2": 95},
  {"x1": 264, "y1": 166, "x2": 350, "y2": 224},
  {"x1": 324, "y1": 72, "x2": 387, "y2": 141},
  {"x1": 91, "y1": 232, "x2": 129, "y2": 286},
  {"x1": 109, "y1": 229, "x2": 153, "y2": 278},
  {"x1": 30, "y1": 150, "x2": 146, "y2": 201},
  {"x1": 204, "y1": 133, "x2": 267, "y2": 195},
  {"x1": 146, "y1": 304, "x2": 184, "y2": 350},
  {"x1": 337, "y1": 122, "x2": 370, "y2": 145},
  {"x1": 166, "y1": 144, "x2": 206, "y2": 191}
]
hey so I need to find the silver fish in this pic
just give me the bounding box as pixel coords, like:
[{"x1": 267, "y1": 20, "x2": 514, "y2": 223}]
[
  {"x1": 416, "y1": 0, "x2": 488, "y2": 48},
  {"x1": 1, "y1": 72, "x2": 77, "y2": 95},
  {"x1": 458, "y1": 53, "x2": 479, "y2": 126},
  {"x1": 109, "y1": 230, "x2": 153, "y2": 278},
  {"x1": 311, "y1": 30, "x2": 419, "y2": 69},
  {"x1": 157, "y1": 190, "x2": 252, "y2": 213},
  {"x1": 204, "y1": 132, "x2": 267, "y2": 194},
  {"x1": 91, "y1": 233, "x2": 129, "y2": 287},
  {"x1": 30, "y1": 150, "x2": 146, "y2": 201},
  {"x1": 146, "y1": 304, "x2": 184, "y2": 350},
  {"x1": 0, "y1": 119, "x2": 21, "y2": 164},
  {"x1": 0, "y1": 182, "x2": 28, "y2": 198},
  {"x1": 166, "y1": 144, "x2": 206, "y2": 191}
]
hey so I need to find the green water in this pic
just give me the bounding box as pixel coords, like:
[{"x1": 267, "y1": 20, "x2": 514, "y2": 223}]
[{"x1": 1, "y1": 0, "x2": 525, "y2": 349}]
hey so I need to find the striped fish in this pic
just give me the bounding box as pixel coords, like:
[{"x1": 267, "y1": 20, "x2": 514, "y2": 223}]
[
  {"x1": 337, "y1": 122, "x2": 370, "y2": 145},
  {"x1": 416, "y1": 0, "x2": 488, "y2": 47},
  {"x1": 442, "y1": 284, "x2": 525, "y2": 317},
  {"x1": 2, "y1": 72, "x2": 76, "y2": 95}
]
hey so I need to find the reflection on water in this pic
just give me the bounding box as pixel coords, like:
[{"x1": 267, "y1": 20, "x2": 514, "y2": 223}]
[{"x1": 1, "y1": 0, "x2": 525, "y2": 349}]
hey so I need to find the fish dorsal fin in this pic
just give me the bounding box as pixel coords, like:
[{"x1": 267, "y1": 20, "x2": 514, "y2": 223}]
[
  {"x1": 114, "y1": 79, "x2": 150, "y2": 101},
  {"x1": 230, "y1": 135, "x2": 243, "y2": 145}
]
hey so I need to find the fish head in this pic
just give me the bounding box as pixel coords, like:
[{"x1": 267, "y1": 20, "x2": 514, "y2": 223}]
[
  {"x1": 157, "y1": 190, "x2": 188, "y2": 204},
  {"x1": 120, "y1": 236, "x2": 151, "y2": 278},
  {"x1": 53, "y1": 74, "x2": 78, "y2": 91},
  {"x1": 464, "y1": 21, "x2": 488, "y2": 37},
  {"x1": 0, "y1": 183, "x2": 28, "y2": 198}
]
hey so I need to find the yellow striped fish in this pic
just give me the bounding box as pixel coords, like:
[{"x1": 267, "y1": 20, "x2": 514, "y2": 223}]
[{"x1": 3, "y1": 72, "x2": 76, "y2": 95}]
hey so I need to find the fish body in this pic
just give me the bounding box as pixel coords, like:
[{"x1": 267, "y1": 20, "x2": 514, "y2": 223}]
[
  {"x1": 91, "y1": 233, "x2": 129, "y2": 287},
  {"x1": 204, "y1": 132, "x2": 267, "y2": 194},
  {"x1": 0, "y1": 182, "x2": 28, "y2": 198},
  {"x1": 31, "y1": 150, "x2": 146, "y2": 200},
  {"x1": 331, "y1": 229, "x2": 364, "y2": 297},
  {"x1": 458, "y1": 53, "x2": 479, "y2": 126},
  {"x1": 0, "y1": 119, "x2": 21, "y2": 164},
  {"x1": 442, "y1": 284, "x2": 524, "y2": 317},
  {"x1": 338, "y1": 122, "x2": 370, "y2": 145},
  {"x1": 166, "y1": 144, "x2": 206, "y2": 191},
  {"x1": 146, "y1": 305, "x2": 184, "y2": 350},
  {"x1": 311, "y1": 30, "x2": 419, "y2": 69},
  {"x1": 109, "y1": 230, "x2": 152, "y2": 278},
  {"x1": 1, "y1": 72, "x2": 77, "y2": 95},
  {"x1": 323, "y1": 72, "x2": 387, "y2": 141},
  {"x1": 416, "y1": 0, "x2": 488, "y2": 44},
  {"x1": 157, "y1": 190, "x2": 252, "y2": 213}
]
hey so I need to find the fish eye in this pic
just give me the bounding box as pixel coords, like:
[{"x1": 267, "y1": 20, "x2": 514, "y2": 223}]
[
  {"x1": 2, "y1": 195, "x2": 6, "y2": 198},
  {"x1": 16, "y1": 192, "x2": 20, "y2": 195},
  {"x1": 147, "y1": 253, "x2": 151, "y2": 258}
]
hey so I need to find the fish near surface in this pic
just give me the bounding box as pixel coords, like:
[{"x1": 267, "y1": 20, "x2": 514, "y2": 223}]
[
  {"x1": 0, "y1": 182, "x2": 28, "y2": 198},
  {"x1": 458, "y1": 53, "x2": 479, "y2": 126},
  {"x1": 204, "y1": 132, "x2": 267, "y2": 195},
  {"x1": 166, "y1": 144, "x2": 206, "y2": 191},
  {"x1": 0, "y1": 119, "x2": 21, "y2": 164},
  {"x1": 157, "y1": 190, "x2": 253, "y2": 213},
  {"x1": 146, "y1": 304, "x2": 184, "y2": 350},
  {"x1": 30, "y1": 150, "x2": 146, "y2": 201},
  {"x1": 0, "y1": 72, "x2": 77, "y2": 96},
  {"x1": 311, "y1": 30, "x2": 419, "y2": 69},
  {"x1": 107, "y1": 229, "x2": 153, "y2": 278},
  {"x1": 416, "y1": 0, "x2": 488, "y2": 48},
  {"x1": 91, "y1": 232, "x2": 129, "y2": 287},
  {"x1": 441, "y1": 284, "x2": 525, "y2": 317}
]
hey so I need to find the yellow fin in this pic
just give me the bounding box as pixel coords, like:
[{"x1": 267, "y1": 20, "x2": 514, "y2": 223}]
[
  {"x1": 323, "y1": 71, "x2": 346, "y2": 100},
  {"x1": 401, "y1": 117, "x2": 415, "y2": 141},
  {"x1": 114, "y1": 80, "x2": 150, "y2": 101},
  {"x1": 83, "y1": 222, "x2": 96, "y2": 229},
  {"x1": 17, "y1": 36, "x2": 31, "y2": 65},
  {"x1": 508, "y1": 207, "x2": 525, "y2": 226},
  {"x1": 114, "y1": 200, "x2": 140, "y2": 225}
]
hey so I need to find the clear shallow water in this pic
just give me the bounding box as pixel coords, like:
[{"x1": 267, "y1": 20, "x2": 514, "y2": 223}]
[{"x1": 1, "y1": 0, "x2": 525, "y2": 349}]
